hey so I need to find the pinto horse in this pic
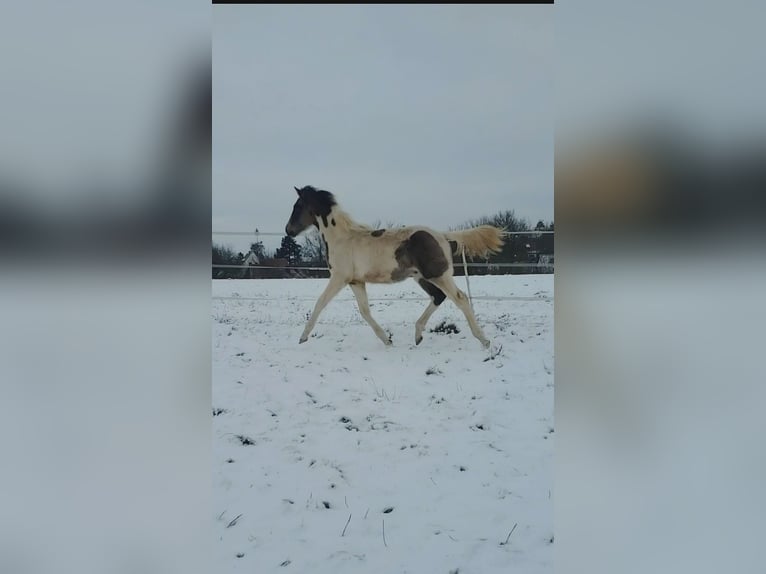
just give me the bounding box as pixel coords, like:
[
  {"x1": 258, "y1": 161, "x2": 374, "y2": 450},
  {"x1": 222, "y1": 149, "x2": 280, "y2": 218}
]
[{"x1": 285, "y1": 185, "x2": 504, "y2": 348}]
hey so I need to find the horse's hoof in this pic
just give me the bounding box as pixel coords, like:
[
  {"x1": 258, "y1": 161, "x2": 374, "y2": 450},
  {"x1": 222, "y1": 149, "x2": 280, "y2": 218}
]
[
  {"x1": 299, "y1": 337, "x2": 308, "y2": 344},
  {"x1": 486, "y1": 342, "x2": 503, "y2": 360},
  {"x1": 415, "y1": 335, "x2": 423, "y2": 345}
]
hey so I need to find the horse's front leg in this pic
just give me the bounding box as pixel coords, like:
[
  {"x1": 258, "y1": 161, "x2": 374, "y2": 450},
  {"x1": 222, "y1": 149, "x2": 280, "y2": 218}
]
[
  {"x1": 349, "y1": 282, "x2": 392, "y2": 346},
  {"x1": 299, "y1": 277, "x2": 346, "y2": 343}
]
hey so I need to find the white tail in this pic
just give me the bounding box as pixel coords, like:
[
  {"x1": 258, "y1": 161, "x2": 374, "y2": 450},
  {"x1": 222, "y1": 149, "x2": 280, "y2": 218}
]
[{"x1": 444, "y1": 226, "x2": 505, "y2": 259}]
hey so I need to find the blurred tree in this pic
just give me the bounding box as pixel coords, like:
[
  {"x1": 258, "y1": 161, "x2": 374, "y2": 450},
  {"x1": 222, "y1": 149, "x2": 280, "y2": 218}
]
[
  {"x1": 249, "y1": 241, "x2": 267, "y2": 260},
  {"x1": 212, "y1": 242, "x2": 243, "y2": 278},
  {"x1": 275, "y1": 235, "x2": 302, "y2": 265},
  {"x1": 455, "y1": 210, "x2": 531, "y2": 264},
  {"x1": 538, "y1": 221, "x2": 555, "y2": 255},
  {"x1": 301, "y1": 229, "x2": 324, "y2": 266},
  {"x1": 370, "y1": 219, "x2": 403, "y2": 229}
]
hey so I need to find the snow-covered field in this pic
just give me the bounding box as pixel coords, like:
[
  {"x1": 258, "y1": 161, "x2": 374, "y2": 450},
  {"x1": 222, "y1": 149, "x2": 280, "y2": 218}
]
[{"x1": 212, "y1": 274, "x2": 554, "y2": 573}]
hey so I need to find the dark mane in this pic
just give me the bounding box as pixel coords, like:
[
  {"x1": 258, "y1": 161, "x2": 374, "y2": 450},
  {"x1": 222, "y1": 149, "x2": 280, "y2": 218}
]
[
  {"x1": 297, "y1": 186, "x2": 336, "y2": 209},
  {"x1": 296, "y1": 185, "x2": 337, "y2": 227}
]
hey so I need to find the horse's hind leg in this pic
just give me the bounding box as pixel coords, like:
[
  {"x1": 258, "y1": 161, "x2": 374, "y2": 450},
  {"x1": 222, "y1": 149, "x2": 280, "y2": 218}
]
[
  {"x1": 429, "y1": 274, "x2": 490, "y2": 348},
  {"x1": 415, "y1": 279, "x2": 446, "y2": 345},
  {"x1": 349, "y1": 282, "x2": 392, "y2": 346}
]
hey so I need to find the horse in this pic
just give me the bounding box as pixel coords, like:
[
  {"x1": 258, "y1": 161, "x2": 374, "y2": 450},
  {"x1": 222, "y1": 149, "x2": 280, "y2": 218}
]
[{"x1": 285, "y1": 185, "x2": 504, "y2": 348}]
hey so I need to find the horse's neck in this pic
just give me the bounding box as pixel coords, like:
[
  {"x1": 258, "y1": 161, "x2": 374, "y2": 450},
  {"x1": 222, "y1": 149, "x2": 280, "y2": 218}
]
[{"x1": 316, "y1": 207, "x2": 357, "y2": 244}]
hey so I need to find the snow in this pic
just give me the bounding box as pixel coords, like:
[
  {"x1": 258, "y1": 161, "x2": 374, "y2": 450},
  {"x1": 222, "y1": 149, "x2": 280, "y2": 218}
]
[{"x1": 213, "y1": 274, "x2": 554, "y2": 573}]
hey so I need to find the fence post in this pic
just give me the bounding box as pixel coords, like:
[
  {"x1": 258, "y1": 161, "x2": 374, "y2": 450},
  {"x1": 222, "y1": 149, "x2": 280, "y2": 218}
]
[{"x1": 461, "y1": 245, "x2": 474, "y2": 312}]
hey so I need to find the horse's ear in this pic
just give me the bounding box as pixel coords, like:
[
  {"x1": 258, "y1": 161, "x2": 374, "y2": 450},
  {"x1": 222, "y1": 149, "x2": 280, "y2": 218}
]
[{"x1": 294, "y1": 186, "x2": 301, "y2": 195}]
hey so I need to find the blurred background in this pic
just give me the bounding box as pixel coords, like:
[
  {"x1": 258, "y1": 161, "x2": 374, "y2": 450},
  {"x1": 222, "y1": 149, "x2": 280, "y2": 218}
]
[
  {"x1": 2, "y1": 1, "x2": 765, "y2": 573},
  {"x1": 0, "y1": 2, "x2": 210, "y2": 574},
  {"x1": 556, "y1": 1, "x2": 766, "y2": 573},
  {"x1": 0, "y1": 4, "x2": 210, "y2": 258}
]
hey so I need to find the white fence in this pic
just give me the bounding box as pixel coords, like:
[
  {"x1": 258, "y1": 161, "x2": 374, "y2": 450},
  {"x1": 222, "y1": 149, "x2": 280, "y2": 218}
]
[
  {"x1": 212, "y1": 230, "x2": 554, "y2": 237},
  {"x1": 212, "y1": 229, "x2": 554, "y2": 273}
]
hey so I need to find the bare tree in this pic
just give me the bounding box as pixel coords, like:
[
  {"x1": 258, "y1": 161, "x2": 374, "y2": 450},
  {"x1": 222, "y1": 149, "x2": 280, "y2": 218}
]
[
  {"x1": 370, "y1": 219, "x2": 403, "y2": 230},
  {"x1": 301, "y1": 228, "x2": 325, "y2": 265},
  {"x1": 212, "y1": 242, "x2": 243, "y2": 279},
  {"x1": 456, "y1": 209, "x2": 530, "y2": 232}
]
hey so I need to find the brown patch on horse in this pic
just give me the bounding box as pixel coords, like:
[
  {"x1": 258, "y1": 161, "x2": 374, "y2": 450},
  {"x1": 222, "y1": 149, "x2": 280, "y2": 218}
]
[
  {"x1": 331, "y1": 218, "x2": 336, "y2": 226},
  {"x1": 371, "y1": 229, "x2": 385, "y2": 237},
  {"x1": 393, "y1": 231, "x2": 449, "y2": 281},
  {"x1": 418, "y1": 279, "x2": 446, "y2": 305},
  {"x1": 390, "y1": 264, "x2": 410, "y2": 282}
]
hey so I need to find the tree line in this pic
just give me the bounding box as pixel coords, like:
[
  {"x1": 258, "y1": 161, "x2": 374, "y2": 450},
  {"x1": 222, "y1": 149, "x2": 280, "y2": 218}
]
[
  {"x1": 452, "y1": 210, "x2": 554, "y2": 273},
  {"x1": 213, "y1": 210, "x2": 553, "y2": 279}
]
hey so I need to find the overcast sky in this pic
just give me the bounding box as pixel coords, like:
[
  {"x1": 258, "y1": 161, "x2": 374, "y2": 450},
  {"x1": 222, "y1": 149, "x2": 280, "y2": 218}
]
[{"x1": 213, "y1": 5, "x2": 552, "y2": 252}]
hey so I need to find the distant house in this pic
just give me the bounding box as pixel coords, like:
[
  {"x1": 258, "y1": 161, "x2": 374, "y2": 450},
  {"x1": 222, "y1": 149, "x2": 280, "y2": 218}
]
[
  {"x1": 242, "y1": 250, "x2": 260, "y2": 278},
  {"x1": 244, "y1": 251, "x2": 260, "y2": 266}
]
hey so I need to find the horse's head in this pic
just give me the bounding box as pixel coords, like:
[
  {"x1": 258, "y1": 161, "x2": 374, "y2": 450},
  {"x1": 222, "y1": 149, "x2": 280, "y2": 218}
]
[{"x1": 285, "y1": 186, "x2": 336, "y2": 236}]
